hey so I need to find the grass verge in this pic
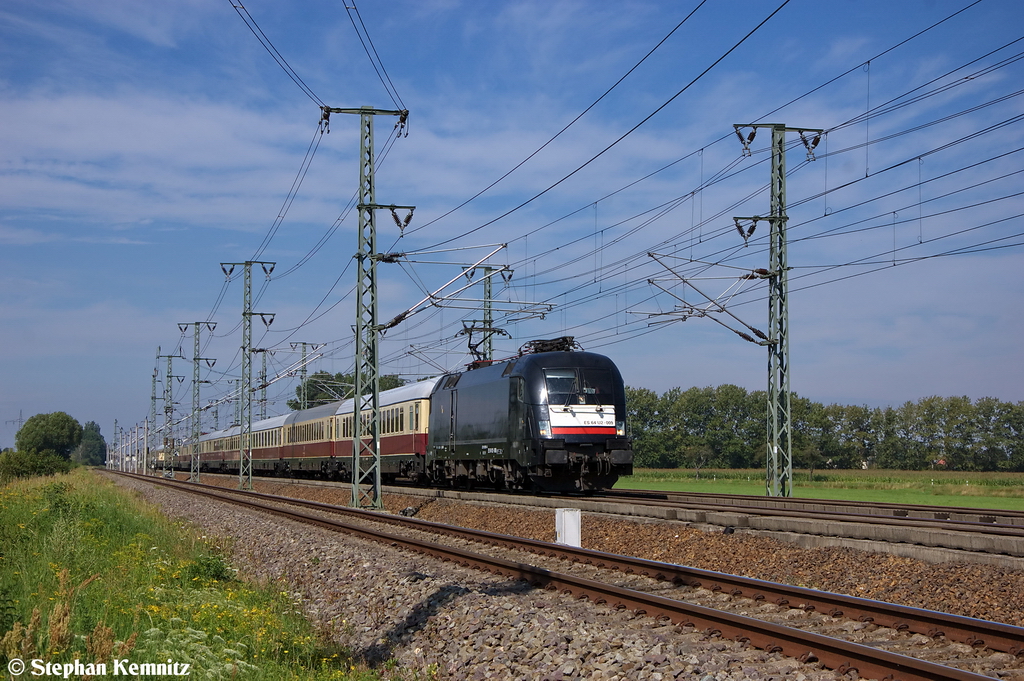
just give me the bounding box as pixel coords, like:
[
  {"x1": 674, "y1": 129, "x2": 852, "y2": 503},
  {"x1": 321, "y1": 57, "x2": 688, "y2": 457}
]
[{"x1": 0, "y1": 469, "x2": 418, "y2": 680}]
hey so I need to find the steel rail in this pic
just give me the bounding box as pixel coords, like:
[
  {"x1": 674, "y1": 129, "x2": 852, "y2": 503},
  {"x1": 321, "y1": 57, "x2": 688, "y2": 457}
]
[
  {"x1": 112, "y1": 472, "x2": 1018, "y2": 680},
  {"x1": 597, "y1": 491, "x2": 1024, "y2": 538},
  {"x1": 610, "y1": 488, "x2": 1024, "y2": 522}
]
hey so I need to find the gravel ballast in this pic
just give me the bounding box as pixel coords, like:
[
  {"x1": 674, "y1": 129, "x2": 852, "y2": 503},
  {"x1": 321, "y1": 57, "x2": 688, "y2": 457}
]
[
  {"x1": 111, "y1": 474, "x2": 857, "y2": 680},
  {"x1": 192, "y1": 477, "x2": 1024, "y2": 627}
]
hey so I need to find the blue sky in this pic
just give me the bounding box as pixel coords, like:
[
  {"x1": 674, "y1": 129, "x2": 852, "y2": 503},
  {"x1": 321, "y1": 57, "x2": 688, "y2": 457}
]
[{"x1": 2, "y1": 0, "x2": 1023, "y2": 449}]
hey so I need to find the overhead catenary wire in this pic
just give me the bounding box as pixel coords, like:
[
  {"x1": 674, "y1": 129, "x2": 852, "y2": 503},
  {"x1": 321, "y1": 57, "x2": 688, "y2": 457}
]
[
  {"x1": 250, "y1": 121, "x2": 329, "y2": 262},
  {"x1": 406, "y1": 0, "x2": 711, "y2": 235},
  {"x1": 239, "y1": 0, "x2": 1002, "y2": 347},
  {"x1": 455, "y1": 97, "x2": 1024, "y2": 358},
  {"x1": 406, "y1": 0, "x2": 989, "y2": 259},
  {"x1": 507, "y1": 75, "x2": 1024, "y2": 299}
]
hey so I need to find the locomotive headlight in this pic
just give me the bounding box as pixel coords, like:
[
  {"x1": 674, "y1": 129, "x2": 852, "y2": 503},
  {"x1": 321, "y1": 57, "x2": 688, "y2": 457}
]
[
  {"x1": 616, "y1": 421, "x2": 625, "y2": 436},
  {"x1": 539, "y1": 420, "x2": 551, "y2": 438}
]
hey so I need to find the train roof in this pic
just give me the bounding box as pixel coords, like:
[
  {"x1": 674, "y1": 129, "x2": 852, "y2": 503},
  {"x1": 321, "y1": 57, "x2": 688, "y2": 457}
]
[
  {"x1": 196, "y1": 378, "x2": 441, "y2": 441},
  {"x1": 197, "y1": 411, "x2": 289, "y2": 443},
  {"x1": 285, "y1": 401, "x2": 340, "y2": 426},
  {"x1": 333, "y1": 377, "x2": 440, "y2": 416}
]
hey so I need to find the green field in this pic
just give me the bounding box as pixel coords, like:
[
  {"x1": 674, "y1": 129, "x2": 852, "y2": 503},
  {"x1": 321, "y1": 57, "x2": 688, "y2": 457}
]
[{"x1": 617, "y1": 468, "x2": 1024, "y2": 511}]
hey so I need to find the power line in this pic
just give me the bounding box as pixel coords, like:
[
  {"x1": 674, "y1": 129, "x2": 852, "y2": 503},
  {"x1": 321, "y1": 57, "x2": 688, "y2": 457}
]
[
  {"x1": 344, "y1": 2, "x2": 405, "y2": 110},
  {"x1": 250, "y1": 121, "x2": 328, "y2": 261},
  {"x1": 416, "y1": 0, "x2": 793, "y2": 251},
  {"x1": 407, "y1": 0, "x2": 710, "y2": 235},
  {"x1": 230, "y1": 2, "x2": 991, "y2": 358},
  {"x1": 398, "y1": 0, "x2": 999, "y2": 284},
  {"x1": 227, "y1": 1, "x2": 325, "y2": 107}
]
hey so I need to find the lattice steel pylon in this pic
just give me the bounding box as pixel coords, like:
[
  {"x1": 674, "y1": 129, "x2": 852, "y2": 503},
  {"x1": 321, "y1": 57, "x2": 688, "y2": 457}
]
[
  {"x1": 158, "y1": 354, "x2": 178, "y2": 478},
  {"x1": 734, "y1": 123, "x2": 821, "y2": 497},
  {"x1": 179, "y1": 322, "x2": 216, "y2": 482},
  {"x1": 151, "y1": 347, "x2": 160, "y2": 475},
  {"x1": 289, "y1": 342, "x2": 322, "y2": 410},
  {"x1": 321, "y1": 105, "x2": 411, "y2": 509},
  {"x1": 220, "y1": 261, "x2": 275, "y2": 490}
]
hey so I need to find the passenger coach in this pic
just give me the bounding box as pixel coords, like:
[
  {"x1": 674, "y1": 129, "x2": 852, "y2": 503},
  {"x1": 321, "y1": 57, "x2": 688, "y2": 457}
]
[{"x1": 178, "y1": 379, "x2": 437, "y2": 480}]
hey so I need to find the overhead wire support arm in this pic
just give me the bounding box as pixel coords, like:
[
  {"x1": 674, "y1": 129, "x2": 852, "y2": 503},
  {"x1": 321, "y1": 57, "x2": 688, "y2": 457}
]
[
  {"x1": 647, "y1": 252, "x2": 769, "y2": 344},
  {"x1": 646, "y1": 279, "x2": 766, "y2": 345},
  {"x1": 378, "y1": 244, "x2": 513, "y2": 331},
  {"x1": 320, "y1": 106, "x2": 408, "y2": 136}
]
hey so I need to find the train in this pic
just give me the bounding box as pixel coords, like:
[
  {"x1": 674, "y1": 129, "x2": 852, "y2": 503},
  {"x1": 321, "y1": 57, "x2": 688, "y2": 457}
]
[{"x1": 169, "y1": 338, "x2": 634, "y2": 493}]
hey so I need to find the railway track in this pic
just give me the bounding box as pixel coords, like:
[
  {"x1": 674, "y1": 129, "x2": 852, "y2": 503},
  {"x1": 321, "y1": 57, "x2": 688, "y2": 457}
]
[
  {"x1": 593, "y1": 489, "x2": 1024, "y2": 558},
  {"x1": 112, "y1": 471, "x2": 1024, "y2": 681},
  {"x1": 171, "y1": 469, "x2": 1024, "y2": 561}
]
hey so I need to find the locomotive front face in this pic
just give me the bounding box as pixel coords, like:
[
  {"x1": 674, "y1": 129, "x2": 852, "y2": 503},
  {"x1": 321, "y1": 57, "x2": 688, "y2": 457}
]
[
  {"x1": 520, "y1": 352, "x2": 634, "y2": 491},
  {"x1": 425, "y1": 349, "x2": 633, "y2": 493}
]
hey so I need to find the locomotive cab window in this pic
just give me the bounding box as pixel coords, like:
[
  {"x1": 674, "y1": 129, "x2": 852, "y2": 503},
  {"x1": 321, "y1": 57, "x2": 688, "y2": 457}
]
[
  {"x1": 544, "y1": 368, "x2": 615, "y2": 405},
  {"x1": 544, "y1": 369, "x2": 578, "y2": 404},
  {"x1": 580, "y1": 369, "x2": 614, "y2": 405}
]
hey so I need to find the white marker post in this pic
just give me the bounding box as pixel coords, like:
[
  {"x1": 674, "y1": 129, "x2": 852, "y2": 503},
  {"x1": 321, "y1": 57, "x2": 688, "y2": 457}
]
[{"x1": 555, "y1": 508, "x2": 581, "y2": 547}]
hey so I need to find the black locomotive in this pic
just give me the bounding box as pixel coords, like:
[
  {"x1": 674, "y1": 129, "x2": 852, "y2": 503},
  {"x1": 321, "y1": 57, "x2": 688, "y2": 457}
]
[{"x1": 427, "y1": 338, "x2": 633, "y2": 492}]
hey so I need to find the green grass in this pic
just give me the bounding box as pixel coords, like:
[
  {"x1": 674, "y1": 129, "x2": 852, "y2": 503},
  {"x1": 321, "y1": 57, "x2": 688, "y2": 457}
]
[
  {"x1": 617, "y1": 468, "x2": 1024, "y2": 511},
  {"x1": 0, "y1": 470, "x2": 417, "y2": 680}
]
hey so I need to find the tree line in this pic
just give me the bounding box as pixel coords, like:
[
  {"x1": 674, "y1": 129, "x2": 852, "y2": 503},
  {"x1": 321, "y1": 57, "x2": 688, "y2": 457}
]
[
  {"x1": 1, "y1": 412, "x2": 106, "y2": 481},
  {"x1": 626, "y1": 385, "x2": 1024, "y2": 473},
  {"x1": 286, "y1": 371, "x2": 406, "y2": 410}
]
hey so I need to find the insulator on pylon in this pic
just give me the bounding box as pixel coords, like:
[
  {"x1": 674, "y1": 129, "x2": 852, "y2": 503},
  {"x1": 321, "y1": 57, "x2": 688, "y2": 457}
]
[{"x1": 735, "y1": 330, "x2": 757, "y2": 344}]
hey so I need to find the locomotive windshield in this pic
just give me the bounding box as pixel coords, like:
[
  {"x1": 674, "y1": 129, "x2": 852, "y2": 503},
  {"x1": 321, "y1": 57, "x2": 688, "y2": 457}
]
[{"x1": 543, "y1": 368, "x2": 615, "y2": 405}]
